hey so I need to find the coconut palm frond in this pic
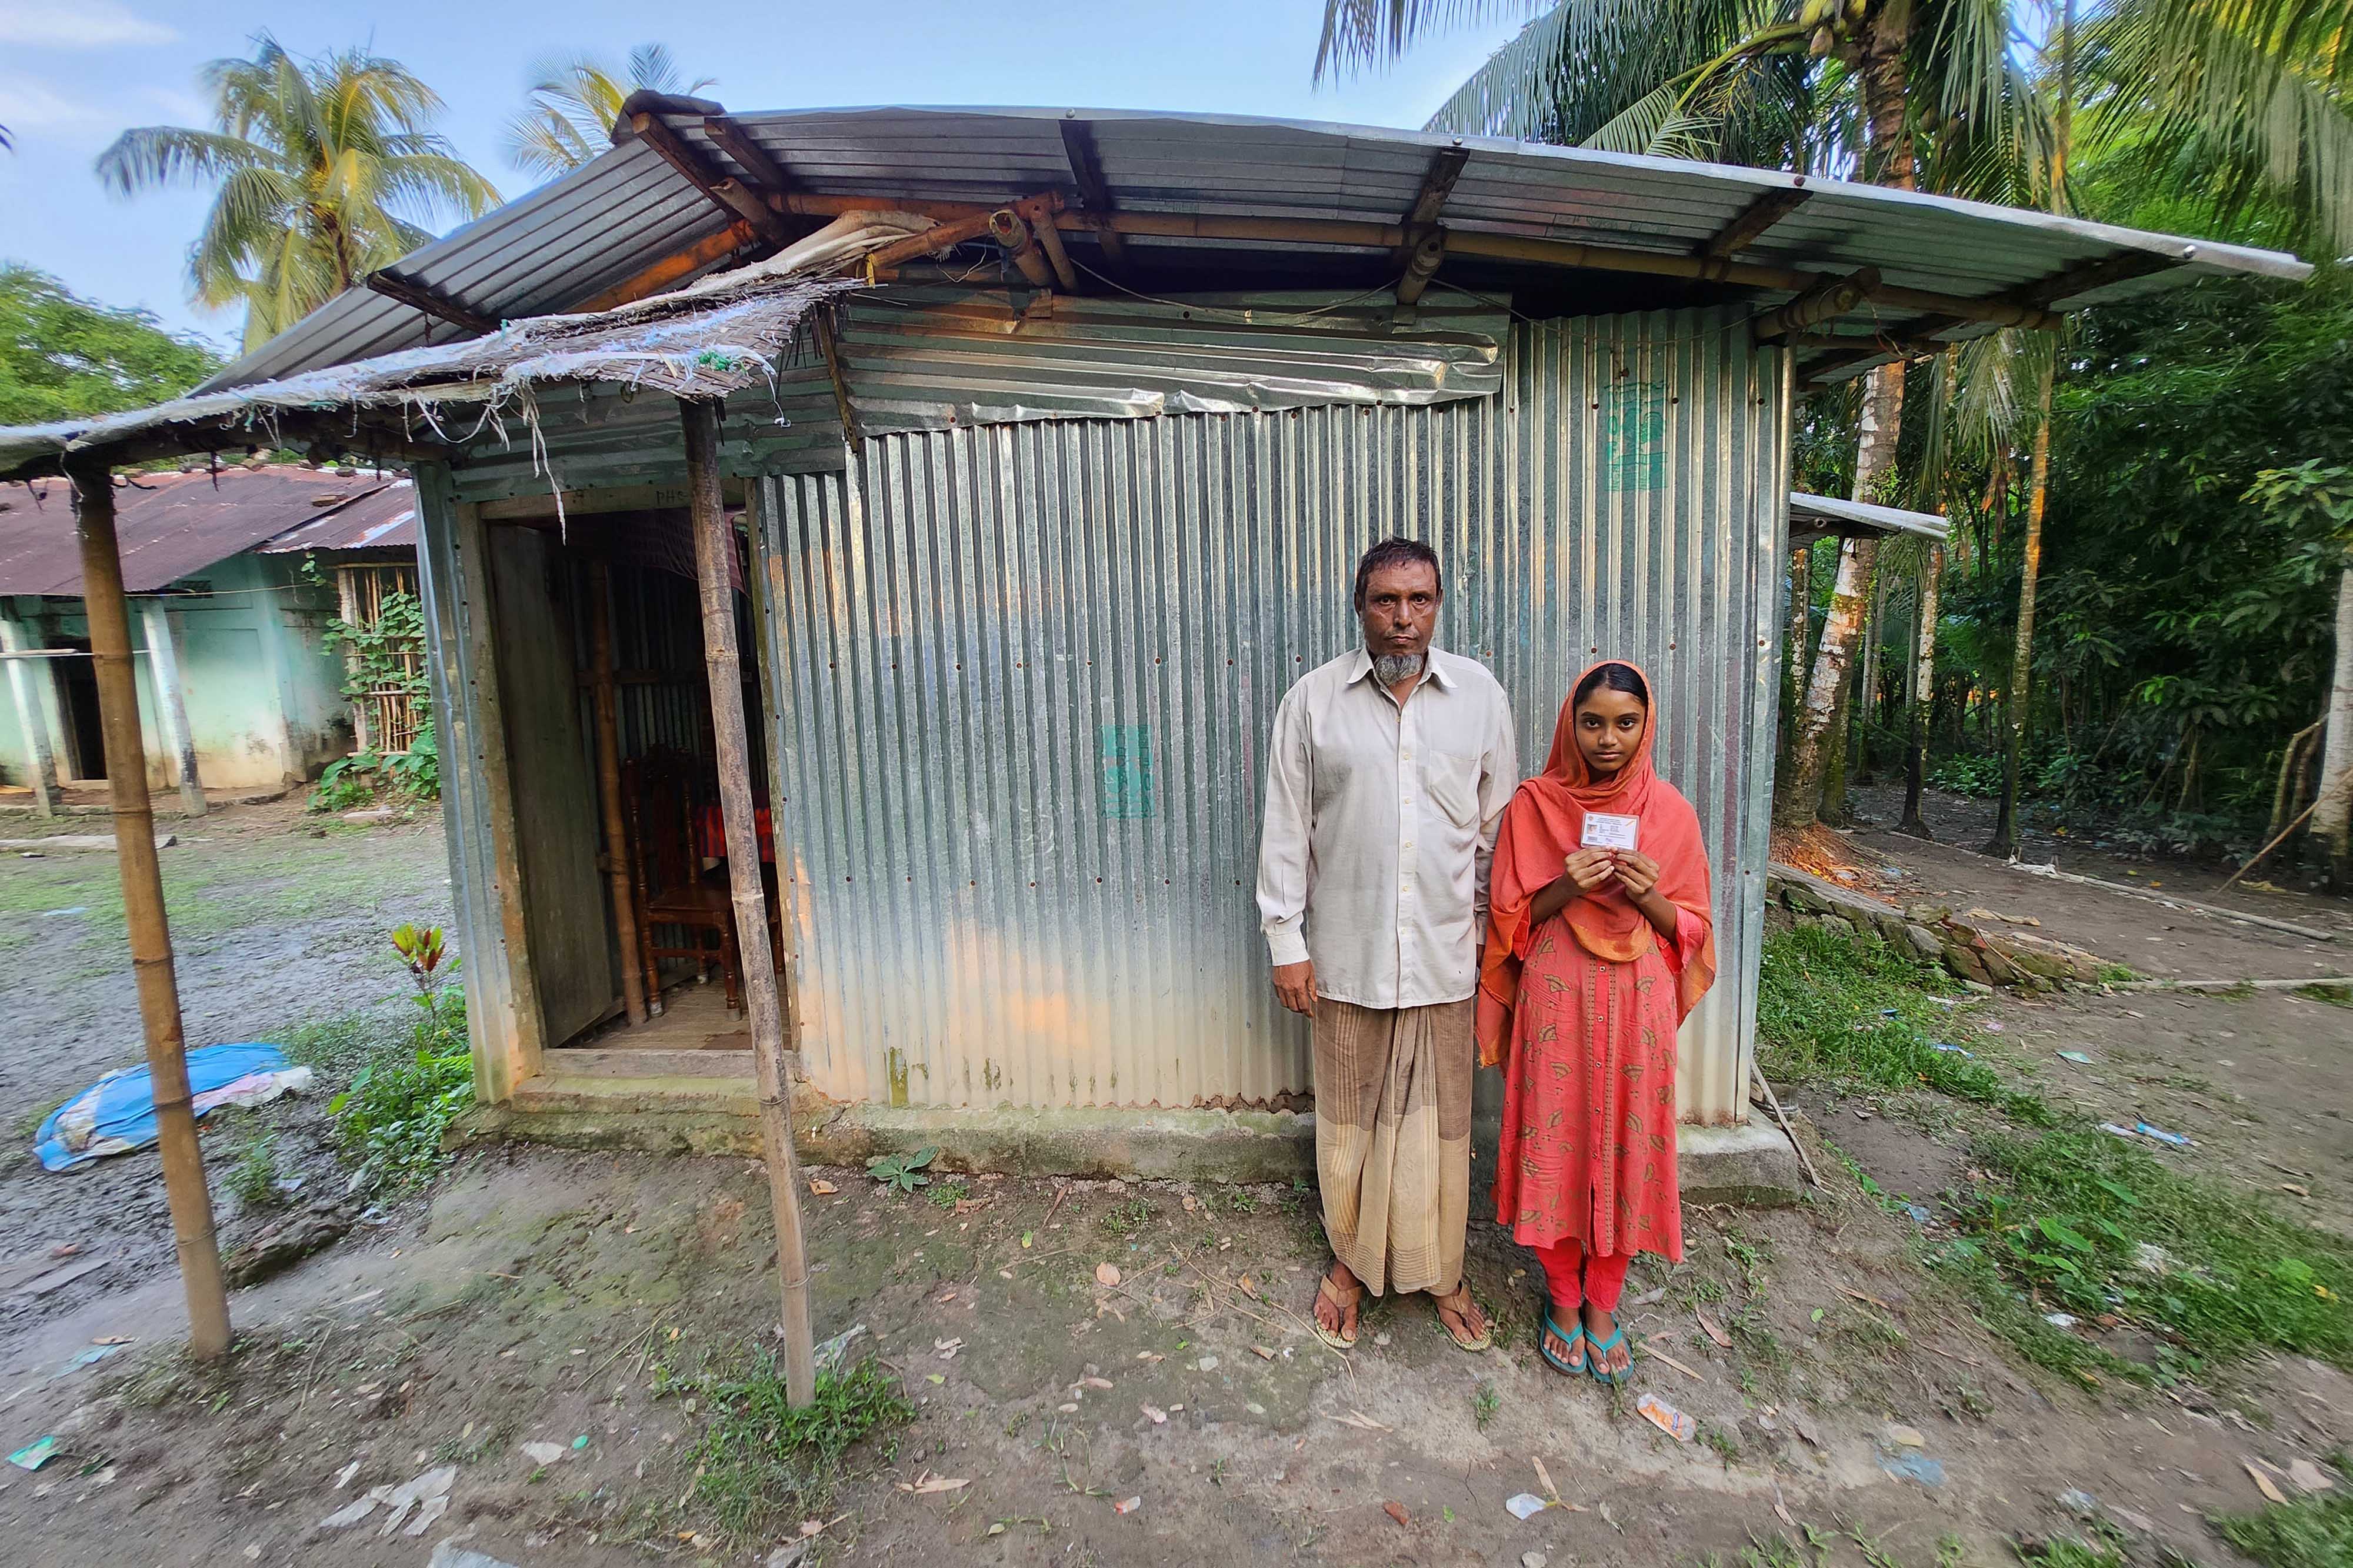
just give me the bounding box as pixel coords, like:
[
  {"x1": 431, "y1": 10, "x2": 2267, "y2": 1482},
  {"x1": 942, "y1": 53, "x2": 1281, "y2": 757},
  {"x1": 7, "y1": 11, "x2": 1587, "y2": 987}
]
[
  {"x1": 2083, "y1": 0, "x2": 2353, "y2": 251},
  {"x1": 505, "y1": 45, "x2": 715, "y2": 178},
  {"x1": 1315, "y1": 0, "x2": 1549, "y2": 81}
]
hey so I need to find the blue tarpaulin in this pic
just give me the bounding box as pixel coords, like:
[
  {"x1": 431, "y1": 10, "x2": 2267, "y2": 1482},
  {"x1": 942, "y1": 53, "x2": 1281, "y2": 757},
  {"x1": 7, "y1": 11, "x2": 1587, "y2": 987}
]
[{"x1": 35, "y1": 1043, "x2": 308, "y2": 1172}]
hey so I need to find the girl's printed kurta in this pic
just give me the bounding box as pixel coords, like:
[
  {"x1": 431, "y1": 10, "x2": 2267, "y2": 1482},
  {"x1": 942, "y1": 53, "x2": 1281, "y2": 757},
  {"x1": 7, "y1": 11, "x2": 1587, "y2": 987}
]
[
  {"x1": 1476, "y1": 660, "x2": 1718, "y2": 1265},
  {"x1": 1491, "y1": 904, "x2": 1705, "y2": 1257}
]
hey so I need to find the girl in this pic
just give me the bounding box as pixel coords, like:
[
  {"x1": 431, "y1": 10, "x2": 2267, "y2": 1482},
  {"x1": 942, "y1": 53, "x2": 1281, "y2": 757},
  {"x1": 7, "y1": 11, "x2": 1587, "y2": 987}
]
[{"x1": 1477, "y1": 662, "x2": 1717, "y2": 1382}]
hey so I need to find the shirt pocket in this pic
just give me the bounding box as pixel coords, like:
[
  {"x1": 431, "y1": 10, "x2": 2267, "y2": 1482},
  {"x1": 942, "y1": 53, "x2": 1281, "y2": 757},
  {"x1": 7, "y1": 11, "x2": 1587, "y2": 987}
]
[{"x1": 1421, "y1": 750, "x2": 1481, "y2": 829}]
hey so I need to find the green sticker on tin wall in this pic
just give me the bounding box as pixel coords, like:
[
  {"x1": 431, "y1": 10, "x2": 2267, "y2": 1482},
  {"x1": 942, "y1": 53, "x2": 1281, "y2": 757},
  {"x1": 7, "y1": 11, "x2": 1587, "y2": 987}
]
[
  {"x1": 1607, "y1": 383, "x2": 1667, "y2": 493},
  {"x1": 1099, "y1": 725, "x2": 1154, "y2": 819}
]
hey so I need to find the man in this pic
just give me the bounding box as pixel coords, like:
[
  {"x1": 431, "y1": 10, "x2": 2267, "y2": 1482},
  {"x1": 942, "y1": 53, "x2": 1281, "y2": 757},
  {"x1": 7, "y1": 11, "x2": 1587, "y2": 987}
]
[{"x1": 1256, "y1": 538, "x2": 1518, "y2": 1352}]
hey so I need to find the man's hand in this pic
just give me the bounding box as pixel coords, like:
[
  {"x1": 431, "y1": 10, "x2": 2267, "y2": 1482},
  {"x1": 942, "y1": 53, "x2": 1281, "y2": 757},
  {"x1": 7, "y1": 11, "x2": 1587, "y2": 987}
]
[
  {"x1": 1562, "y1": 846, "x2": 1616, "y2": 895},
  {"x1": 1272, "y1": 959, "x2": 1319, "y2": 1016},
  {"x1": 1614, "y1": 849, "x2": 1664, "y2": 899}
]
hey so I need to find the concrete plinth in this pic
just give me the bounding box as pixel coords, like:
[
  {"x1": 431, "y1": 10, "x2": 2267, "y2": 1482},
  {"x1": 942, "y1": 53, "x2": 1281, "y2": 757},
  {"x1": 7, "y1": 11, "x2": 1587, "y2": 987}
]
[{"x1": 473, "y1": 1069, "x2": 1806, "y2": 1205}]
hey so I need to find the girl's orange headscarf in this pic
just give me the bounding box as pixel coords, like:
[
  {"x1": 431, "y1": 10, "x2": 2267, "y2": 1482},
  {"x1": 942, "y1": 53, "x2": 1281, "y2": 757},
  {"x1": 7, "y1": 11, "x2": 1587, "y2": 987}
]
[{"x1": 1475, "y1": 660, "x2": 1717, "y2": 1067}]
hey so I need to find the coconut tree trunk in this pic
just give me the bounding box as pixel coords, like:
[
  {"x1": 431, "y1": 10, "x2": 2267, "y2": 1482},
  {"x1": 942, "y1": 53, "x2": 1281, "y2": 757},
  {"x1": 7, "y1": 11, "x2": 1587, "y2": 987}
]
[
  {"x1": 1899, "y1": 542, "x2": 1947, "y2": 836},
  {"x1": 1774, "y1": 7, "x2": 1911, "y2": 829},
  {"x1": 1854, "y1": 562, "x2": 1889, "y2": 780},
  {"x1": 1987, "y1": 357, "x2": 2055, "y2": 856},
  {"x1": 2316, "y1": 563, "x2": 2353, "y2": 889},
  {"x1": 1778, "y1": 542, "x2": 1814, "y2": 776}
]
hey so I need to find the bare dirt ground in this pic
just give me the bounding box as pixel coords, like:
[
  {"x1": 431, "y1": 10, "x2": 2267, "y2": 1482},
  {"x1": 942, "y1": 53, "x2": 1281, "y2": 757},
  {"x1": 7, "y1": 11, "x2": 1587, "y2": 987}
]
[
  {"x1": 0, "y1": 799, "x2": 452, "y2": 1337},
  {"x1": 0, "y1": 791, "x2": 2342, "y2": 1567}
]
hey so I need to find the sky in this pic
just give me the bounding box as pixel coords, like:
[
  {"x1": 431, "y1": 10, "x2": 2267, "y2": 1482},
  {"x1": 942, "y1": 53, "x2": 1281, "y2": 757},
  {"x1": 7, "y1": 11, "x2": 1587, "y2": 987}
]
[{"x1": 0, "y1": 0, "x2": 1528, "y2": 357}]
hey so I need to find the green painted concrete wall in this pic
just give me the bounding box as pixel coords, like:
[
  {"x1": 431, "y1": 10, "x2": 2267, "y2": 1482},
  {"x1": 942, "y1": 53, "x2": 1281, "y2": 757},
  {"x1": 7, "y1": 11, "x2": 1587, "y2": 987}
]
[{"x1": 0, "y1": 553, "x2": 351, "y2": 796}]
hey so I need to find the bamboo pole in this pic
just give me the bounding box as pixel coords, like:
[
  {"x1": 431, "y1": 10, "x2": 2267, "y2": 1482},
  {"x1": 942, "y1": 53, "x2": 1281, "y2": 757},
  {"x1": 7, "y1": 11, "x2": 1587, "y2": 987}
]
[
  {"x1": 139, "y1": 601, "x2": 206, "y2": 818},
  {"x1": 587, "y1": 559, "x2": 648, "y2": 1026},
  {"x1": 68, "y1": 463, "x2": 230, "y2": 1359},
  {"x1": 679, "y1": 399, "x2": 816, "y2": 1404}
]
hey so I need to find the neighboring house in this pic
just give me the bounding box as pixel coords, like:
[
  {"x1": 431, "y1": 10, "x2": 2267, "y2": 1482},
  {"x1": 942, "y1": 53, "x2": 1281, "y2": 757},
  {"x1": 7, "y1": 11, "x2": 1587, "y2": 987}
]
[
  {"x1": 0, "y1": 466, "x2": 414, "y2": 808},
  {"x1": 0, "y1": 106, "x2": 2300, "y2": 1185}
]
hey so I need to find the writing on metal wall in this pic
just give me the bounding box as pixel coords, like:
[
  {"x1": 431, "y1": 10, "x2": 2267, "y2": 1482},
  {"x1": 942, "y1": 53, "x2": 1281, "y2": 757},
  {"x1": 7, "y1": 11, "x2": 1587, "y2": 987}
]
[
  {"x1": 1607, "y1": 384, "x2": 1667, "y2": 493},
  {"x1": 1098, "y1": 724, "x2": 1154, "y2": 819}
]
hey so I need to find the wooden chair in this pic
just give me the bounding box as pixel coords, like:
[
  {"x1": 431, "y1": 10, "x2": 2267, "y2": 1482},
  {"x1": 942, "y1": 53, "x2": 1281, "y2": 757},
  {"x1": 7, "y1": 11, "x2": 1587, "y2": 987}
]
[{"x1": 622, "y1": 748, "x2": 741, "y2": 1011}]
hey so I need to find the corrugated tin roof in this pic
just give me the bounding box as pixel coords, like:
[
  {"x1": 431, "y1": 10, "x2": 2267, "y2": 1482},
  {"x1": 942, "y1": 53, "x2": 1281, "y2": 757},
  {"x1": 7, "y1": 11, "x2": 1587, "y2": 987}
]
[
  {"x1": 1789, "y1": 490, "x2": 1949, "y2": 545},
  {"x1": 253, "y1": 480, "x2": 415, "y2": 553},
  {"x1": 0, "y1": 467, "x2": 398, "y2": 595},
  {"x1": 199, "y1": 107, "x2": 2308, "y2": 396}
]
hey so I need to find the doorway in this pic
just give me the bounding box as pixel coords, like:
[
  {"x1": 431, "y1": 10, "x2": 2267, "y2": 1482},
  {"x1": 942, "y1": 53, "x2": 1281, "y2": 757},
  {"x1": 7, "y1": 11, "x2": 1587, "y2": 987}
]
[{"x1": 48, "y1": 638, "x2": 106, "y2": 782}]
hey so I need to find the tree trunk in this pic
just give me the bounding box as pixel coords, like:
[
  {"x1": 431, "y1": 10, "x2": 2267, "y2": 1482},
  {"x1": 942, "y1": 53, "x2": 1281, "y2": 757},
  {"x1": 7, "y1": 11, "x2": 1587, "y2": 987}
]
[
  {"x1": 1899, "y1": 542, "x2": 1947, "y2": 836},
  {"x1": 1853, "y1": 561, "x2": 1888, "y2": 782},
  {"x1": 1775, "y1": 11, "x2": 1911, "y2": 830},
  {"x1": 1820, "y1": 633, "x2": 1865, "y2": 825},
  {"x1": 1778, "y1": 542, "x2": 1814, "y2": 778},
  {"x1": 1987, "y1": 355, "x2": 2056, "y2": 857},
  {"x1": 2315, "y1": 563, "x2": 2353, "y2": 889}
]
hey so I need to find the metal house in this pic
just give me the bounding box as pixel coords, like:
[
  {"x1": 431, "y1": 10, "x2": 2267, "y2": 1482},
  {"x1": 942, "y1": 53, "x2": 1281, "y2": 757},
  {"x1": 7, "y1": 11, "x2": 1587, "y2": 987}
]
[{"x1": 0, "y1": 106, "x2": 2304, "y2": 1184}]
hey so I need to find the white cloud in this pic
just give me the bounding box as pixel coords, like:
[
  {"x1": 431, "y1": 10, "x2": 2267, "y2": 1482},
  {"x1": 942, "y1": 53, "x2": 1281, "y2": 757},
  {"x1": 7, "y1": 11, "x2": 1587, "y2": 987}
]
[
  {"x1": 0, "y1": 1, "x2": 177, "y2": 49},
  {"x1": 0, "y1": 73, "x2": 108, "y2": 129}
]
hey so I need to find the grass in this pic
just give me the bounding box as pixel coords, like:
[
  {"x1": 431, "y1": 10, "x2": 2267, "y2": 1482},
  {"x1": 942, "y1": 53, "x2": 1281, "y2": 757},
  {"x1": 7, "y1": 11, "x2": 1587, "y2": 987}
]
[
  {"x1": 670, "y1": 1355, "x2": 912, "y2": 1540},
  {"x1": 1759, "y1": 925, "x2": 2353, "y2": 1383},
  {"x1": 1102, "y1": 1198, "x2": 1154, "y2": 1237},
  {"x1": 223, "y1": 1132, "x2": 284, "y2": 1212},
  {"x1": 2215, "y1": 1461, "x2": 2353, "y2": 1568},
  {"x1": 1472, "y1": 1380, "x2": 1499, "y2": 1430}
]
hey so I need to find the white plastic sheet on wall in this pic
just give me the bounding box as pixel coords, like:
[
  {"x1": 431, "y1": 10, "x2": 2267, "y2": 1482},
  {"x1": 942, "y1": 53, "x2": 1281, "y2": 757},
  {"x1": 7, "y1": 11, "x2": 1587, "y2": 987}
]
[{"x1": 753, "y1": 306, "x2": 1788, "y2": 1125}]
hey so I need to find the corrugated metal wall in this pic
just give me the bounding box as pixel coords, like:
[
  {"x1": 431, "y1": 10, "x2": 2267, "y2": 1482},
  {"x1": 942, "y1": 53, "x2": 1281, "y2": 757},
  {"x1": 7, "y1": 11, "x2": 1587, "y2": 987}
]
[{"x1": 752, "y1": 307, "x2": 1788, "y2": 1124}]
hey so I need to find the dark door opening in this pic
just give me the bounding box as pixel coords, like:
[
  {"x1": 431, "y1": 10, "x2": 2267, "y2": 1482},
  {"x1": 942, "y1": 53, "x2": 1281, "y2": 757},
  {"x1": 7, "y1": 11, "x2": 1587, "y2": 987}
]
[{"x1": 48, "y1": 639, "x2": 106, "y2": 781}]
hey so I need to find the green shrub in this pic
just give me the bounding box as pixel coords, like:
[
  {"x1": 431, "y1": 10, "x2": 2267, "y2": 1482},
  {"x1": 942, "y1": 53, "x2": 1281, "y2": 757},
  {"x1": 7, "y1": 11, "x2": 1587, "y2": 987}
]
[
  {"x1": 676, "y1": 1355, "x2": 912, "y2": 1540},
  {"x1": 327, "y1": 925, "x2": 472, "y2": 1195}
]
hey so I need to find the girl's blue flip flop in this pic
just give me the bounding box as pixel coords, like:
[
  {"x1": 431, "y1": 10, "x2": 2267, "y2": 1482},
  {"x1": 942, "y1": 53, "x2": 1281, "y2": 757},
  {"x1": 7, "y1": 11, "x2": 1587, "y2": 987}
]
[
  {"x1": 1585, "y1": 1325, "x2": 1629, "y2": 1384},
  {"x1": 1538, "y1": 1309, "x2": 1587, "y2": 1376}
]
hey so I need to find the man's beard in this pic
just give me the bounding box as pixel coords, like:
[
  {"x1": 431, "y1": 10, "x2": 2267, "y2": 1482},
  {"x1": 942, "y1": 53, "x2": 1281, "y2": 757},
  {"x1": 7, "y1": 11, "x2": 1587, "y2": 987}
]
[{"x1": 1372, "y1": 650, "x2": 1425, "y2": 687}]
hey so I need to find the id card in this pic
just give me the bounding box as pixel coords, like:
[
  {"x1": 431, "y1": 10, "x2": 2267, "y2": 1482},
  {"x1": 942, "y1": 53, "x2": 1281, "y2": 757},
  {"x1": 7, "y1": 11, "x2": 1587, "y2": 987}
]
[{"x1": 1580, "y1": 812, "x2": 1640, "y2": 852}]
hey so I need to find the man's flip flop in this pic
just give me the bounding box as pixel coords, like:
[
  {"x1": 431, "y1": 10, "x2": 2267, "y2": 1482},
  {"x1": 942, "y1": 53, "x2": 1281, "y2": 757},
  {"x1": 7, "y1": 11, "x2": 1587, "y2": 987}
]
[
  {"x1": 1433, "y1": 1283, "x2": 1494, "y2": 1352},
  {"x1": 1312, "y1": 1269, "x2": 1363, "y2": 1350},
  {"x1": 1585, "y1": 1325, "x2": 1630, "y2": 1385},
  {"x1": 1538, "y1": 1308, "x2": 1587, "y2": 1376}
]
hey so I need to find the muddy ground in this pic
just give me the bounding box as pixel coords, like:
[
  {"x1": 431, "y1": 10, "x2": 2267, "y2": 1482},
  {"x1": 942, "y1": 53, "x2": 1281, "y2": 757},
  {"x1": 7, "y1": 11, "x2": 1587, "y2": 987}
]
[
  {"x1": 0, "y1": 799, "x2": 452, "y2": 1337},
  {"x1": 0, "y1": 795, "x2": 2343, "y2": 1567}
]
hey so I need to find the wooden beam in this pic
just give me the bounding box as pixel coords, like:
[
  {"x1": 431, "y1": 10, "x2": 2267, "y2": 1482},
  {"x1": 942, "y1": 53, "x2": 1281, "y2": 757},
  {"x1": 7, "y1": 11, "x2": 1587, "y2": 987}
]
[
  {"x1": 66, "y1": 461, "x2": 231, "y2": 1359},
  {"x1": 366, "y1": 269, "x2": 496, "y2": 335},
  {"x1": 866, "y1": 209, "x2": 1000, "y2": 273},
  {"x1": 813, "y1": 308, "x2": 861, "y2": 446},
  {"x1": 680, "y1": 397, "x2": 816, "y2": 1406},
  {"x1": 629, "y1": 111, "x2": 789, "y2": 244},
  {"x1": 990, "y1": 209, "x2": 1057, "y2": 291},
  {"x1": 1698, "y1": 187, "x2": 1812, "y2": 258},
  {"x1": 570, "y1": 221, "x2": 760, "y2": 313},
  {"x1": 2005, "y1": 248, "x2": 2176, "y2": 311},
  {"x1": 1394, "y1": 148, "x2": 1468, "y2": 309},
  {"x1": 1789, "y1": 330, "x2": 1952, "y2": 359},
  {"x1": 585, "y1": 559, "x2": 647, "y2": 1027},
  {"x1": 1397, "y1": 229, "x2": 1448, "y2": 308},
  {"x1": 1038, "y1": 208, "x2": 2057, "y2": 328},
  {"x1": 1012, "y1": 192, "x2": 1079, "y2": 291},
  {"x1": 702, "y1": 114, "x2": 797, "y2": 194},
  {"x1": 1058, "y1": 118, "x2": 1127, "y2": 266},
  {"x1": 1755, "y1": 267, "x2": 1882, "y2": 340}
]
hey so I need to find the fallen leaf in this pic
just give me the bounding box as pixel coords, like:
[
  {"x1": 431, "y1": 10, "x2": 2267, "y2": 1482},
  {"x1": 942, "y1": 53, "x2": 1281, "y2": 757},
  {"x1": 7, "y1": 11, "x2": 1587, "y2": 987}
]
[
  {"x1": 1114, "y1": 1496, "x2": 1143, "y2": 1515},
  {"x1": 1237, "y1": 1276, "x2": 1258, "y2": 1297},
  {"x1": 1384, "y1": 1501, "x2": 1410, "y2": 1527},
  {"x1": 1835, "y1": 1284, "x2": 1892, "y2": 1310},
  {"x1": 1695, "y1": 1312, "x2": 1731, "y2": 1349},
  {"x1": 809, "y1": 1180, "x2": 839, "y2": 1195},
  {"x1": 2246, "y1": 1461, "x2": 2289, "y2": 1505},
  {"x1": 1330, "y1": 1410, "x2": 1392, "y2": 1433},
  {"x1": 2281, "y1": 1183, "x2": 2311, "y2": 1197},
  {"x1": 1136, "y1": 1352, "x2": 1165, "y2": 1363},
  {"x1": 1141, "y1": 1404, "x2": 1167, "y2": 1424},
  {"x1": 91, "y1": 1336, "x2": 132, "y2": 1347},
  {"x1": 1251, "y1": 1345, "x2": 1276, "y2": 1361},
  {"x1": 1532, "y1": 1457, "x2": 1559, "y2": 1503},
  {"x1": 1182, "y1": 1195, "x2": 1198, "y2": 1212},
  {"x1": 898, "y1": 1474, "x2": 969, "y2": 1495},
  {"x1": 1096, "y1": 1263, "x2": 1122, "y2": 1288}
]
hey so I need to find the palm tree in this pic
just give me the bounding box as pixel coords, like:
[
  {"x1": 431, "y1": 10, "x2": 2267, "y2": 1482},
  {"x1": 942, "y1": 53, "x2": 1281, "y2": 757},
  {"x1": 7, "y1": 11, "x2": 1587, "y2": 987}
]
[
  {"x1": 505, "y1": 45, "x2": 715, "y2": 179},
  {"x1": 97, "y1": 35, "x2": 498, "y2": 352},
  {"x1": 1317, "y1": 0, "x2": 2348, "y2": 835}
]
